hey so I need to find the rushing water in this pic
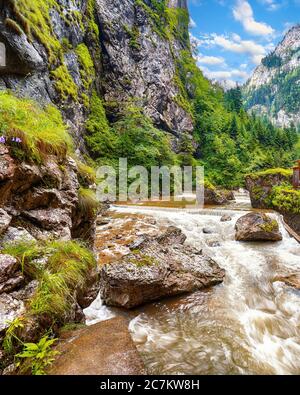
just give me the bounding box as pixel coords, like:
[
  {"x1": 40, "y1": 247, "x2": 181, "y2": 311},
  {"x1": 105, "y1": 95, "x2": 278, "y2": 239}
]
[{"x1": 86, "y1": 194, "x2": 300, "y2": 375}]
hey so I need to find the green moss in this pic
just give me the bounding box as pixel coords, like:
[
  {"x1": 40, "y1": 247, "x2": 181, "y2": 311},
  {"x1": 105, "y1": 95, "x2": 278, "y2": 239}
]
[
  {"x1": 165, "y1": 7, "x2": 190, "y2": 47},
  {"x1": 7, "y1": 0, "x2": 63, "y2": 64},
  {"x1": 75, "y1": 44, "x2": 95, "y2": 93},
  {"x1": 129, "y1": 252, "x2": 158, "y2": 267},
  {"x1": 0, "y1": 91, "x2": 73, "y2": 162},
  {"x1": 61, "y1": 37, "x2": 73, "y2": 53},
  {"x1": 251, "y1": 185, "x2": 265, "y2": 200},
  {"x1": 76, "y1": 160, "x2": 96, "y2": 186},
  {"x1": 204, "y1": 179, "x2": 216, "y2": 190},
  {"x1": 135, "y1": 0, "x2": 168, "y2": 39},
  {"x1": 123, "y1": 24, "x2": 141, "y2": 50},
  {"x1": 246, "y1": 168, "x2": 293, "y2": 180},
  {"x1": 84, "y1": 92, "x2": 116, "y2": 159},
  {"x1": 86, "y1": 0, "x2": 99, "y2": 41},
  {"x1": 51, "y1": 65, "x2": 78, "y2": 102},
  {"x1": 260, "y1": 219, "x2": 279, "y2": 233}
]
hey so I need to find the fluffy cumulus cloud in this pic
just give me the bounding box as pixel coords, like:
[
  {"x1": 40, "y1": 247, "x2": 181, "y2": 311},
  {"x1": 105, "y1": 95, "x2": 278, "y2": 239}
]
[
  {"x1": 197, "y1": 54, "x2": 226, "y2": 65},
  {"x1": 198, "y1": 33, "x2": 267, "y2": 65},
  {"x1": 233, "y1": 0, "x2": 274, "y2": 36}
]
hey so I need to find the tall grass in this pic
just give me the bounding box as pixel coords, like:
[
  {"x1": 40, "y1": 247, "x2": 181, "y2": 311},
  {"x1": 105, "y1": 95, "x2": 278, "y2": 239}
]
[
  {"x1": 78, "y1": 188, "x2": 99, "y2": 216},
  {"x1": 2, "y1": 240, "x2": 96, "y2": 320},
  {"x1": 0, "y1": 91, "x2": 73, "y2": 162}
]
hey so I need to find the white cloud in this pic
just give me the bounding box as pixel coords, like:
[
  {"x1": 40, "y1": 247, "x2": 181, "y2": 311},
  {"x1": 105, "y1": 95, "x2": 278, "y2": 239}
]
[
  {"x1": 260, "y1": 0, "x2": 283, "y2": 11},
  {"x1": 189, "y1": 18, "x2": 197, "y2": 29},
  {"x1": 202, "y1": 68, "x2": 249, "y2": 80},
  {"x1": 208, "y1": 33, "x2": 267, "y2": 64},
  {"x1": 197, "y1": 54, "x2": 226, "y2": 65},
  {"x1": 233, "y1": 0, "x2": 274, "y2": 36}
]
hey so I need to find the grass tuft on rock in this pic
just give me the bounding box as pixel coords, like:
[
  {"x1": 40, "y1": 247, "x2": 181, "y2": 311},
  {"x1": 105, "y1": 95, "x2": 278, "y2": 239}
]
[
  {"x1": 0, "y1": 91, "x2": 73, "y2": 162},
  {"x1": 2, "y1": 240, "x2": 96, "y2": 320},
  {"x1": 78, "y1": 188, "x2": 99, "y2": 216}
]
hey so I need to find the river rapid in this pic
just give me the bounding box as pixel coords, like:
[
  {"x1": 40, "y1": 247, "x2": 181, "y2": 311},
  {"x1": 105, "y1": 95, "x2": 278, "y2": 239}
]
[{"x1": 85, "y1": 194, "x2": 300, "y2": 375}]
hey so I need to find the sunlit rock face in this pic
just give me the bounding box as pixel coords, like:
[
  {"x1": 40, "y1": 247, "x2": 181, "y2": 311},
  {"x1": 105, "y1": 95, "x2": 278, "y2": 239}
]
[{"x1": 244, "y1": 25, "x2": 300, "y2": 128}]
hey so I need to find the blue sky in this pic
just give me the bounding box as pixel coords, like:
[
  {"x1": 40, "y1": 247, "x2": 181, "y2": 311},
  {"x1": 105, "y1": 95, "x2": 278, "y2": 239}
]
[{"x1": 188, "y1": 0, "x2": 300, "y2": 88}]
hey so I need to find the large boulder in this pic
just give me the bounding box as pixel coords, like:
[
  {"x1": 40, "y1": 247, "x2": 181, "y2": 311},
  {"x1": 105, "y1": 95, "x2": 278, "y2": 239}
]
[
  {"x1": 204, "y1": 186, "x2": 229, "y2": 206},
  {"x1": 245, "y1": 169, "x2": 292, "y2": 209},
  {"x1": 49, "y1": 317, "x2": 146, "y2": 375},
  {"x1": 235, "y1": 213, "x2": 282, "y2": 242},
  {"x1": 100, "y1": 227, "x2": 225, "y2": 309}
]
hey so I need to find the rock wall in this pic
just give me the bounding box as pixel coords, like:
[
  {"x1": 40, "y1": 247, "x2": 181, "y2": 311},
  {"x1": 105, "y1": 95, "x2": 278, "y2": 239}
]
[
  {"x1": 96, "y1": 0, "x2": 193, "y2": 135},
  {"x1": 243, "y1": 25, "x2": 300, "y2": 128},
  {"x1": 0, "y1": 144, "x2": 95, "y2": 244},
  {"x1": 0, "y1": 0, "x2": 194, "y2": 146}
]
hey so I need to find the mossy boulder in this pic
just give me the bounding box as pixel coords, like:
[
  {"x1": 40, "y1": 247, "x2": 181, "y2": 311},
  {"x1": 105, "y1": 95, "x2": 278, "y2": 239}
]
[
  {"x1": 204, "y1": 181, "x2": 231, "y2": 206},
  {"x1": 235, "y1": 213, "x2": 282, "y2": 242},
  {"x1": 245, "y1": 168, "x2": 292, "y2": 209}
]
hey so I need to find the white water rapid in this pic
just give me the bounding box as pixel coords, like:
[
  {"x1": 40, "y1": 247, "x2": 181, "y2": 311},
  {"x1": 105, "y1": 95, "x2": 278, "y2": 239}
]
[{"x1": 85, "y1": 193, "x2": 300, "y2": 375}]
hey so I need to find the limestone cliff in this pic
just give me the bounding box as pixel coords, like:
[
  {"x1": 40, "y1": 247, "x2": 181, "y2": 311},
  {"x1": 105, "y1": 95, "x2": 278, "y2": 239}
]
[
  {"x1": 243, "y1": 25, "x2": 300, "y2": 128},
  {"x1": 0, "y1": 0, "x2": 194, "y2": 146}
]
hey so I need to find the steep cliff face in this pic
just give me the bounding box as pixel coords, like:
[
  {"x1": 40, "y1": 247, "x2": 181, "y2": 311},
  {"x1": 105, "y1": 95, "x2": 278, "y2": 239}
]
[
  {"x1": 243, "y1": 25, "x2": 300, "y2": 128},
  {"x1": 96, "y1": 0, "x2": 193, "y2": 135},
  {"x1": 0, "y1": 0, "x2": 193, "y2": 145}
]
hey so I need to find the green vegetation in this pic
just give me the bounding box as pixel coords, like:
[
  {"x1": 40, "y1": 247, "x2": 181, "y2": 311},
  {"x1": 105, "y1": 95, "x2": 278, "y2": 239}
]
[
  {"x1": 134, "y1": 0, "x2": 190, "y2": 46},
  {"x1": 123, "y1": 24, "x2": 141, "y2": 50},
  {"x1": 76, "y1": 160, "x2": 97, "y2": 186},
  {"x1": 85, "y1": 97, "x2": 176, "y2": 170},
  {"x1": 245, "y1": 67, "x2": 300, "y2": 115},
  {"x1": 246, "y1": 168, "x2": 293, "y2": 180},
  {"x1": 16, "y1": 336, "x2": 59, "y2": 375},
  {"x1": 2, "y1": 240, "x2": 96, "y2": 320},
  {"x1": 270, "y1": 186, "x2": 300, "y2": 214},
  {"x1": 0, "y1": 91, "x2": 73, "y2": 162},
  {"x1": 129, "y1": 251, "x2": 158, "y2": 267},
  {"x1": 51, "y1": 65, "x2": 79, "y2": 103},
  {"x1": 1, "y1": 236, "x2": 96, "y2": 375},
  {"x1": 76, "y1": 44, "x2": 96, "y2": 94},
  {"x1": 262, "y1": 53, "x2": 282, "y2": 69},
  {"x1": 170, "y1": 47, "x2": 299, "y2": 188},
  {"x1": 84, "y1": 92, "x2": 116, "y2": 161},
  {"x1": 260, "y1": 219, "x2": 279, "y2": 233},
  {"x1": 78, "y1": 188, "x2": 99, "y2": 216},
  {"x1": 6, "y1": 0, "x2": 63, "y2": 64}
]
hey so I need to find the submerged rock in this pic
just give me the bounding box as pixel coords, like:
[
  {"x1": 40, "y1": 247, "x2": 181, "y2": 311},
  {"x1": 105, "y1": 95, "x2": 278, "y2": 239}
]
[
  {"x1": 235, "y1": 213, "x2": 282, "y2": 242},
  {"x1": 100, "y1": 227, "x2": 225, "y2": 309},
  {"x1": 274, "y1": 273, "x2": 300, "y2": 290},
  {"x1": 221, "y1": 214, "x2": 232, "y2": 222}
]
